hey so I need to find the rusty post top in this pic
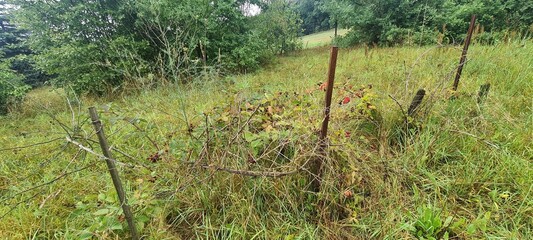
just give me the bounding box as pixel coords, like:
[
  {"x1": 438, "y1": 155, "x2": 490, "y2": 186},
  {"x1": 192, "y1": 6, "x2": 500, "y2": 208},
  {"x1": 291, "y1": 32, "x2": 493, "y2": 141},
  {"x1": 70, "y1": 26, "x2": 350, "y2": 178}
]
[{"x1": 320, "y1": 46, "x2": 339, "y2": 142}]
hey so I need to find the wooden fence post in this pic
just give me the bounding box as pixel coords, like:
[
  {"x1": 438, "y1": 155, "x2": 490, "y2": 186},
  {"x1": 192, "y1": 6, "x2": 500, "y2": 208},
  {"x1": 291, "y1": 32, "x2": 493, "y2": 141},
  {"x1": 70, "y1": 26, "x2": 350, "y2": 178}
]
[
  {"x1": 89, "y1": 107, "x2": 139, "y2": 240},
  {"x1": 309, "y1": 46, "x2": 339, "y2": 193},
  {"x1": 408, "y1": 89, "x2": 426, "y2": 116},
  {"x1": 452, "y1": 15, "x2": 476, "y2": 92}
]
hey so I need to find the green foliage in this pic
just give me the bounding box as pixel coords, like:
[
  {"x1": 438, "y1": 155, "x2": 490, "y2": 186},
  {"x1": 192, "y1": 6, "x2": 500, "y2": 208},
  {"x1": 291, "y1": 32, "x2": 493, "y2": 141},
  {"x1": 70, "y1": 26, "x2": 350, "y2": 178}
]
[
  {"x1": 34, "y1": 37, "x2": 150, "y2": 95},
  {"x1": 0, "y1": 60, "x2": 30, "y2": 113},
  {"x1": 8, "y1": 0, "x2": 303, "y2": 95},
  {"x1": 1, "y1": 35, "x2": 531, "y2": 239},
  {"x1": 0, "y1": 3, "x2": 29, "y2": 58},
  {"x1": 296, "y1": 0, "x2": 331, "y2": 35},
  {"x1": 407, "y1": 205, "x2": 452, "y2": 240},
  {"x1": 0, "y1": 3, "x2": 33, "y2": 112},
  {"x1": 10, "y1": 0, "x2": 150, "y2": 95},
  {"x1": 254, "y1": 0, "x2": 302, "y2": 55},
  {"x1": 322, "y1": 0, "x2": 533, "y2": 46},
  {"x1": 134, "y1": 0, "x2": 265, "y2": 73},
  {"x1": 1, "y1": 2, "x2": 49, "y2": 89},
  {"x1": 9, "y1": 56, "x2": 51, "y2": 87}
]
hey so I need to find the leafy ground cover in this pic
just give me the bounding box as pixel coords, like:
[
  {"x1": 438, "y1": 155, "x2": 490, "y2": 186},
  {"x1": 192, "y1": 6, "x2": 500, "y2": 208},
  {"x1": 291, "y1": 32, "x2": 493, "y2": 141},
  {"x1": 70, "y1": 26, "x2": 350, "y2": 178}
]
[{"x1": 0, "y1": 41, "x2": 531, "y2": 239}]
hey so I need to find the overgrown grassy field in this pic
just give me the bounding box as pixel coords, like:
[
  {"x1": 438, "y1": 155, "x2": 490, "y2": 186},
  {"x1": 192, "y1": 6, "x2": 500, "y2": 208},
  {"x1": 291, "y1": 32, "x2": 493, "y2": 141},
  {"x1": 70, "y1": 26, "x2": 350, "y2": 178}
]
[
  {"x1": 0, "y1": 41, "x2": 531, "y2": 239},
  {"x1": 301, "y1": 29, "x2": 349, "y2": 48}
]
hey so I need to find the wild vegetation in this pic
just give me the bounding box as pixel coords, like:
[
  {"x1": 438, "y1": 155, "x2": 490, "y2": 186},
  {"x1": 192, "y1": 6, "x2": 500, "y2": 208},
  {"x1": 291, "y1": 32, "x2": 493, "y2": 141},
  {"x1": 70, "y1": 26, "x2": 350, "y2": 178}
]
[
  {"x1": 1, "y1": 0, "x2": 532, "y2": 111},
  {"x1": 0, "y1": 0, "x2": 302, "y2": 110},
  {"x1": 322, "y1": 0, "x2": 533, "y2": 46},
  {"x1": 0, "y1": 0, "x2": 532, "y2": 239},
  {"x1": 301, "y1": 28, "x2": 349, "y2": 48},
  {"x1": 1, "y1": 38, "x2": 532, "y2": 238}
]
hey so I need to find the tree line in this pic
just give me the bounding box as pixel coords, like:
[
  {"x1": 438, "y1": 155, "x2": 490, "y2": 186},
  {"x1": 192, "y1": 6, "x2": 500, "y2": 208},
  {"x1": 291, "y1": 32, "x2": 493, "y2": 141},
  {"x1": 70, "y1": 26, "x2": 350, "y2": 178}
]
[{"x1": 311, "y1": 0, "x2": 532, "y2": 45}]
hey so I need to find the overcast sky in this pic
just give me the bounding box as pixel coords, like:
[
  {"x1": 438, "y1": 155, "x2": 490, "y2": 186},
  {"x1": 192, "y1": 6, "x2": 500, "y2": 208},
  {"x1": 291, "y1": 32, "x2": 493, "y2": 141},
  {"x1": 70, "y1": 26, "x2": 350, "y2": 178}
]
[{"x1": 241, "y1": 3, "x2": 261, "y2": 17}]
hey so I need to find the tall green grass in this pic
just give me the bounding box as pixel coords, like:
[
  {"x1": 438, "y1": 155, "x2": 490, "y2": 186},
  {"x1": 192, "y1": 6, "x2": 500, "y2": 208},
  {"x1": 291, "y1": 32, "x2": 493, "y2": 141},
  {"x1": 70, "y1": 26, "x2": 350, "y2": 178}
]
[{"x1": 0, "y1": 40, "x2": 531, "y2": 239}]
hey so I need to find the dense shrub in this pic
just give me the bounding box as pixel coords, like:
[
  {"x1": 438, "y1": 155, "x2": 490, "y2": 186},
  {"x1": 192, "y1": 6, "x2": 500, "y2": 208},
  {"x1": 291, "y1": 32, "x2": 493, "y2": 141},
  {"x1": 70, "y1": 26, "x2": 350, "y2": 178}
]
[
  {"x1": 9, "y1": 56, "x2": 51, "y2": 88},
  {"x1": 8, "y1": 0, "x2": 301, "y2": 95},
  {"x1": 321, "y1": 0, "x2": 533, "y2": 46},
  {"x1": 34, "y1": 37, "x2": 151, "y2": 95},
  {"x1": 253, "y1": 0, "x2": 302, "y2": 55},
  {"x1": 296, "y1": 0, "x2": 331, "y2": 35},
  {"x1": 0, "y1": 61, "x2": 30, "y2": 113}
]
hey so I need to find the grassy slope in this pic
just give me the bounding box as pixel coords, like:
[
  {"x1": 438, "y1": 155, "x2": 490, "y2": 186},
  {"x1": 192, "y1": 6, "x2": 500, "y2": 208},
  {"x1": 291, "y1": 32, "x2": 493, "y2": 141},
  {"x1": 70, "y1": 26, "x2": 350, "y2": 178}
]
[
  {"x1": 301, "y1": 29, "x2": 349, "y2": 48},
  {"x1": 0, "y1": 42, "x2": 532, "y2": 239}
]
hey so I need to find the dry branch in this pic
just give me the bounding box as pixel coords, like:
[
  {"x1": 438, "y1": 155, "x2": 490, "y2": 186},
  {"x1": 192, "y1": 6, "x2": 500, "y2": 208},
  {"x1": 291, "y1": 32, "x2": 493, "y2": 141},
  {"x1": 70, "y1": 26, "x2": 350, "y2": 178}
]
[
  {"x1": 202, "y1": 165, "x2": 300, "y2": 178},
  {"x1": 66, "y1": 137, "x2": 134, "y2": 168},
  {"x1": 228, "y1": 104, "x2": 262, "y2": 144}
]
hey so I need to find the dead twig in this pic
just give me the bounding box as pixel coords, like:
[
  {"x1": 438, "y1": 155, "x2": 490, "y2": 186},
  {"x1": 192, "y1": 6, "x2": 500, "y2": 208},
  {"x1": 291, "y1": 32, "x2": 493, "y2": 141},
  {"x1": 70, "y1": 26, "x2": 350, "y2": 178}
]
[
  {"x1": 228, "y1": 104, "x2": 262, "y2": 145},
  {"x1": 39, "y1": 190, "x2": 62, "y2": 209},
  {"x1": 388, "y1": 94, "x2": 408, "y2": 120},
  {"x1": 448, "y1": 129, "x2": 500, "y2": 149},
  {"x1": 203, "y1": 165, "x2": 300, "y2": 178},
  {"x1": 66, "y1": 137, "x2": 135, "y2": 168}
]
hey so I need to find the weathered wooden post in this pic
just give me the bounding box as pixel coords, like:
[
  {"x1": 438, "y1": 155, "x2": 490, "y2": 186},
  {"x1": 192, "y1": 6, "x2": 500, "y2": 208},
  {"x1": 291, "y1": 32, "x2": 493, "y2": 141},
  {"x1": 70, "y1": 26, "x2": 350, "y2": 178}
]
[
  {"x1": 408, "y1": 89, "x2": 426, "y2": 116},
  {"x1": 89, "y1": 107, "x2": 139, "y2": 240},
  {"x1": 309, "y1": 46, "x2": 339, "y2": 193},
  {"x1": 452, "y1": 15, "x2": 476, "y2": 92},
  {"x1": 399, "y1": 89, "x2": 426, "y2": 145}
]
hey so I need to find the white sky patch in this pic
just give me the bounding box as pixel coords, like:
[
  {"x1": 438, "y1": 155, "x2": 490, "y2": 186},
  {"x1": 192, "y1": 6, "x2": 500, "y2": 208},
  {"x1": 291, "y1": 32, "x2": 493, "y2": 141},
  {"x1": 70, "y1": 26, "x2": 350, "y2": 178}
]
[{"x1": 241, "y1": 3, "x2": 261, "y2": 17}]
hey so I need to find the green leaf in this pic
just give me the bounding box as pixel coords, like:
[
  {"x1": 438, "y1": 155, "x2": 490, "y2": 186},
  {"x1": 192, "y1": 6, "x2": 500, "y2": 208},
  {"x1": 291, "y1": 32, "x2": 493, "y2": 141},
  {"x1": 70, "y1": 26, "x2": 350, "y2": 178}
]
[
  {"x1": 244, "y1": 132, "x2": 257, "y2": 142},
  {"x1": 443, "y1": 231, "x2": 449, "y2": 240},
  {"x1": 93, "y1": 208, "x2": 110, "y2": 216},
  {"x1": 78, "y1": 232, "x2": 94, "y2": 240},
  {"x1": 137, "y1": 214, "x2": 150, "y2": 223},
  {"x1": 443, "y1": 216, "x2": 453, "y2": 227},
  {"x1": 466, "y1": 223, "x2": 477, "y2": 234},
  {"x1": 110, "y1": 223, "x2": 123, "y2": 230},
  {"x1": 98, "y1": 193, "x2": 106, "y2": 201}
]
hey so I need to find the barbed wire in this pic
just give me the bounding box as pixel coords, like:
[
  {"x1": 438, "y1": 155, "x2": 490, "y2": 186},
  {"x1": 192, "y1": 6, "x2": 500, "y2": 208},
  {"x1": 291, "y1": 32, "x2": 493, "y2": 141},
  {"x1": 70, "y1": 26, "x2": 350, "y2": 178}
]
[
  {"x1": 0, "y1": 162, "x2": 97, "y2": 206},
  {"x1": 0, "y1": 137, "x2": 63, "y2": 152}
]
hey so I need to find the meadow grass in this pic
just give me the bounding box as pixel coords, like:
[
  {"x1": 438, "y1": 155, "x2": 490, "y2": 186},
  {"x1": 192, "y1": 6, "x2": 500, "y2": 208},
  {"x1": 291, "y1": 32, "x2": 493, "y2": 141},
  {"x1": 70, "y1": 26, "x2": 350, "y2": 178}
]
[
  {"x1": 0, "y1": 40, "x2": 531, "y2": 239},
  {"x1": 301, "y1": 29, "x2": 349, "y2": 49}
]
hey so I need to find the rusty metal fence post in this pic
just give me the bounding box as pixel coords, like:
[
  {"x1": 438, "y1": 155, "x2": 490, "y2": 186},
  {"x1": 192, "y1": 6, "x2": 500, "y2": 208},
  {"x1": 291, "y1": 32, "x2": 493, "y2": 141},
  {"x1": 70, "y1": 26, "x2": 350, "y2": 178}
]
[{"x1": 309, "y1": 46, "x2": 339, "y2": 193}]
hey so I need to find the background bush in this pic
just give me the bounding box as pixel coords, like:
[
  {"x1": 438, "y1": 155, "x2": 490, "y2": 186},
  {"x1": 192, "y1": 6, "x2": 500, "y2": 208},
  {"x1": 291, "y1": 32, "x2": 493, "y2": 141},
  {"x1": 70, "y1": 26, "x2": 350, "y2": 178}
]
[
  {"x1": 319, "y1": 0, "x2": 533, "y2": 46},
  {"x1": 6, "y1": 0, "x2": 302, "y2": 97},
  {"x1": 0, "y1": 61, "x2": 30, "y2": 113}
]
